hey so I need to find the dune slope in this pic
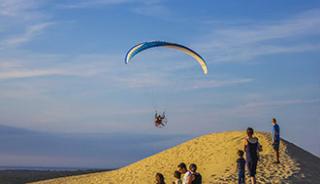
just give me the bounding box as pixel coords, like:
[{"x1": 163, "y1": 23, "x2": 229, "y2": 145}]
[{"x1": 33, "y1": 131, "x2": 320, "y2": 184}]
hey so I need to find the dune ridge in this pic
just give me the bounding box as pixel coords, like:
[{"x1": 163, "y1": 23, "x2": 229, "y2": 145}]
[{"x1": 33, "y1": 131, "x2": 320, "y2": 184}]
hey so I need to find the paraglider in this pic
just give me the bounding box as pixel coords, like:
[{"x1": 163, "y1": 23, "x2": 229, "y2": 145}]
[
  {"x1": 154, "y1": 111, "x2": 167, "y2": 128},
  {"x1": 125, "y1": 41, "x2": 208, "y2": 128},
  {"x1": 125, "y1": 41, "x2": 208, "y2": 75}
]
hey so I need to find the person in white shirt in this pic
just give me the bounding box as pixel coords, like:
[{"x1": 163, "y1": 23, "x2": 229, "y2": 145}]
[{"x1": 177, "y1": 163, "x2": 192, "y2": 184}]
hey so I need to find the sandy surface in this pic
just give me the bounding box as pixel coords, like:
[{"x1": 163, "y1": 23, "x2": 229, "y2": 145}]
[{"x1": 32, "y1": 131, "x2": 320, "y2": 184}]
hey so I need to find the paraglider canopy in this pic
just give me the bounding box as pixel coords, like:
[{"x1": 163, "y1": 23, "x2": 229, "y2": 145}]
[{"x1": 125, "y1": 41, "x2": 208, "y2": 75}]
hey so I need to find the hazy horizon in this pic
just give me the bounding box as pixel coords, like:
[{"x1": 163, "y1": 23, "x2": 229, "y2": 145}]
[{"x1": 0, "y1": 123, "x2": 319, "y2": 168}]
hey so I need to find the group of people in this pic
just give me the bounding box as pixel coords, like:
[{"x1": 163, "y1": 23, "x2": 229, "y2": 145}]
[
  {"x1": 236, "y1": 118, "x2": 281, "y2": 184},
  {"x1": 155, "y1": 163, "x2": 202, "y2": 184},
  {"x1": 155, "y1": 118, "x2": 281, "y2": 184}
]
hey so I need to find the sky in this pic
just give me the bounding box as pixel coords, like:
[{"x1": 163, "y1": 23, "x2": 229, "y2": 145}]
[{"x1": 0, "y1": 0, "x2": 319, "y2": 168}]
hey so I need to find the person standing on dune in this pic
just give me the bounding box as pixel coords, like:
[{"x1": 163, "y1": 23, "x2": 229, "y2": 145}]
[
  {"x1": 272, "y1": 117, "x2": 280, "y2": 163},
  {"x1": 244, "y1": 127, "x2": 262, "y2": 184}
]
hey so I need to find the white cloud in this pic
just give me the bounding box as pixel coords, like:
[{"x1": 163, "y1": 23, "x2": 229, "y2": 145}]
[
  {"x1": 58, "y1": 0, "x2": 139, "y2": 9},
  {"x1": 0, "y1": 61, "x2": 22, "y2": 68},
  {"x1": 0, "y1": 54, "x2": 105, "y2": 80},
  {"x1": 113, "y1": 70, "x2": 253, "y2": 90},
  {"x1": 0, "y1": 0, "x2": 46, "y2": 19},
  {"x1": 0, "y1": 62, "x2": 103, "y2": 80},
  {"x1": 196, "y1": 9, "x2": 320, "y2": 63},
  {"x1": 0, "y1": 0, "x2": 36, "y2": 16},
  {"x1": 0, "y1": 0, "x2": 53, "y2": 51},
  {"x1": 0, "y1": 22, "x2": 54, "y2": 49},
  {"x1": 191, "y1": 78, "x2": 253, "y2": 89},
  {"x1": 220, "y1": 98, "x2": 320, "y2": 119},
  {"x1": 174, "y1": 97, "x2": 320, "y2": 125},
  {"x1": 0, "y1": 69, "x2": 66, "y2": 80},
  {"x1": 243, "y1": 99, "x2": 320, "y2": 108},
  {"x1": 0, "y1": 52, "x2": 253, "y2": 96},
  {"x1": 131, "y1": 2, "x2": 171, "y2": 18},
  {"x1": 115, "y1": 72, "x2": 167, "y2": 88},
  {"x1": 58, "y1": 0, "x2": 172, "y2": 20}
]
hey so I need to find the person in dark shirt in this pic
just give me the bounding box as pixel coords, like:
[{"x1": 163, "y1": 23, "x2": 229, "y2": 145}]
[
  {"x1": 189, "y1": 163, "x2": 202, "y2": 184},
  {"x1": 236, "y1": 150, "x2": 246, "y2": 184},
  {"x1": 272, "y1": 118, "x2": 280, "y2": 163},
  {"x1": 244, "y1": 127, "x2": 262, "y2": 184}
]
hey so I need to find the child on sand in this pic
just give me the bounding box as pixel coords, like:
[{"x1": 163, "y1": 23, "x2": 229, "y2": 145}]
[
  {"x1": 156, "y1": 173, "x2": 166, "y2": 184},
  {"x1": 173, "y1": 170, "x2": 182, "y2": 184},
  {"x1": 236, "y1": 150, "x2": 246, "y2": 184}
]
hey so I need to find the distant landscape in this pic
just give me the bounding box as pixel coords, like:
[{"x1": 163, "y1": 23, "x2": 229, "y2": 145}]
[
  {"x1": 0, "y1": 124, "x2": 191, "y2": 184},
  {"x1": 0, "y1": 124, "x2": 193, "y2": 169},
  {"x1": 0, "y1": 169, "x2": 110, "y2": 184}
]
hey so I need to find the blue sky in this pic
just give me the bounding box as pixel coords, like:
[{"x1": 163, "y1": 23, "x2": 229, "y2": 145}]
[{"x1": 0, "y1": 0, "x2": 320, "y2": 167}]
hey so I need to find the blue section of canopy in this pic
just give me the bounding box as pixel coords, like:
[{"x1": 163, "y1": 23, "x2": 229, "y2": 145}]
[{"x1": 125, "y1": 41, "x2": 168, "y2": 64}]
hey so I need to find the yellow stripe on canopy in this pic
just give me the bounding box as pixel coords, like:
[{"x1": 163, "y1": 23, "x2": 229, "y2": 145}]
[{"x1": 165, "y1": 45, "x2": 208, "y2": 75}]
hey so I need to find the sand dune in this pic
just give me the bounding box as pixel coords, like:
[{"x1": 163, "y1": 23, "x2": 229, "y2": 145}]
[{"x1": 32, "y1": 131, "x2": 320, "y2": 184}]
